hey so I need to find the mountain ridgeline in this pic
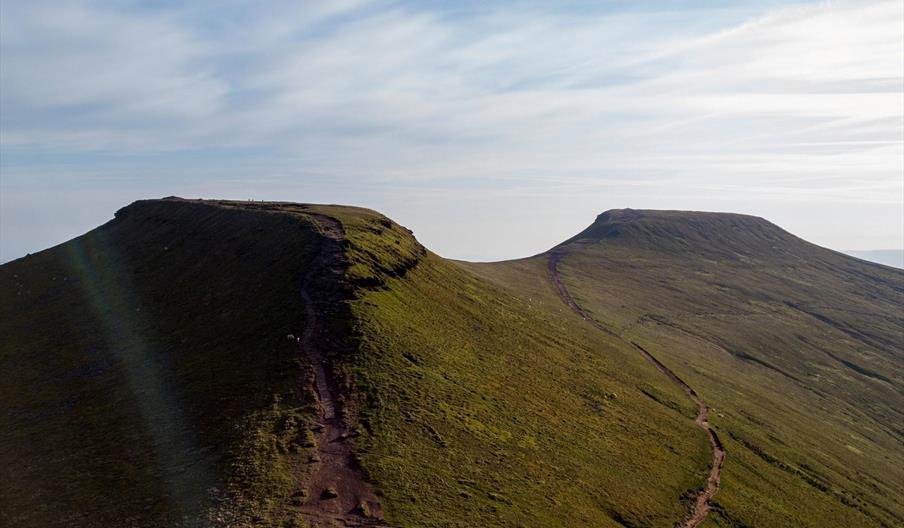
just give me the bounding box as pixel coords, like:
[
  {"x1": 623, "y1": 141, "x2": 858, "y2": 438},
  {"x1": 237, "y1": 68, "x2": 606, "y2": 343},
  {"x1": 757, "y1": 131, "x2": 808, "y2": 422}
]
[{"x1": 1, "y1": 199, "x2": 901, "y2": 528}]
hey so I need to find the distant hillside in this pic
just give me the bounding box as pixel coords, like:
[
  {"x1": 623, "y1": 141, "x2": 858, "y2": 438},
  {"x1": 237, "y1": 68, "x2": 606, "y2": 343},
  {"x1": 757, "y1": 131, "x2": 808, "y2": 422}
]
[
  {"x1": 2, "y1": 201, "x2": 901, "y2": 528},
  {"x1": 473, "y1": 208, "x2": 904, "y2": 528}
]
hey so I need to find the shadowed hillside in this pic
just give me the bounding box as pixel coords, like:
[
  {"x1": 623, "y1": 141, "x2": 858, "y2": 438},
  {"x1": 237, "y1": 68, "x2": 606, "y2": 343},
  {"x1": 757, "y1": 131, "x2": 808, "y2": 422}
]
[
  {"x1": 1, "y1": 200, "x2": 337, "y2": 526},
  {"x1": 2, "y1": 201, "x2": 901, "y2": 528}
]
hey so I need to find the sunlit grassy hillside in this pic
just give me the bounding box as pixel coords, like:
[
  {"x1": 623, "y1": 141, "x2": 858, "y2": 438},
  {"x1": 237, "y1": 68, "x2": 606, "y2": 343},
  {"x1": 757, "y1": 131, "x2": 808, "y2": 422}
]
[
  {"x1": 331, "y1": 215, "x2": 711, "y2": 527},
  {"x1": 524, "y1": 209, "x2": 904, "y2": 528}
]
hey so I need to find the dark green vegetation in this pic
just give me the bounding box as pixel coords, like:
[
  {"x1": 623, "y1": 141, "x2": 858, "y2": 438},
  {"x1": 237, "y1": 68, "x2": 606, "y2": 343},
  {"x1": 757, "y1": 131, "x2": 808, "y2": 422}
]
[
  {"x1": 1, "y1": 200, "x2": 330, "y2": 526},
  {"x1": 2, "y1": 200, "x2": 901, "y2": 527}
]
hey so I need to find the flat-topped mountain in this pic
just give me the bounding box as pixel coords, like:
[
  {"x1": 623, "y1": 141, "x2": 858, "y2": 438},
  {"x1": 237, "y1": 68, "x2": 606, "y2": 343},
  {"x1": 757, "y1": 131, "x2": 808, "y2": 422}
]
[
  {"x1": 2, "y1": 199, "x2": 901, "y2": 528},
  {"x1": 563, "y1": 208, "x2": 857, "y2": 261}
]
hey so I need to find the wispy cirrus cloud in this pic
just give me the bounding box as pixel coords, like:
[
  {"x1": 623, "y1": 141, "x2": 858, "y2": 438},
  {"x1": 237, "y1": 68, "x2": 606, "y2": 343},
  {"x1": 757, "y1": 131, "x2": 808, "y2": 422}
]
[{"x1": 1, "y1": 0, "x2": 902, "y2": 261}]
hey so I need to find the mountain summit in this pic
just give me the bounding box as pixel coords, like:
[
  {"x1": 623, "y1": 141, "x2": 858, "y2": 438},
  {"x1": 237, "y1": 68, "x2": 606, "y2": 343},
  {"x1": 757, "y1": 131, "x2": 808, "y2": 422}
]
[{"x1": 560, "y1": 208, "x2": 820, "y2": 258}]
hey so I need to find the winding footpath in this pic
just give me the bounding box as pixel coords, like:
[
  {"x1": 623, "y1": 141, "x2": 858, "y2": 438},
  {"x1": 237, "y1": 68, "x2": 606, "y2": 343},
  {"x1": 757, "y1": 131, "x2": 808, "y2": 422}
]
[
  {"x1": 297, "y1": 215, "x2": 386, "y2": 527},
  {"x1": 548, "y1": 252, "x2": 725, "y2": 528}
]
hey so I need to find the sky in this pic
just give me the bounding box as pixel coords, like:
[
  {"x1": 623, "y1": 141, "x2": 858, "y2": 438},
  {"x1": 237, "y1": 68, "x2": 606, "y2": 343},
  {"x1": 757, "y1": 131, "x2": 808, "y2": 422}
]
[{"x1": 1, "y1": 0, "x2": 902, "y2": 263}]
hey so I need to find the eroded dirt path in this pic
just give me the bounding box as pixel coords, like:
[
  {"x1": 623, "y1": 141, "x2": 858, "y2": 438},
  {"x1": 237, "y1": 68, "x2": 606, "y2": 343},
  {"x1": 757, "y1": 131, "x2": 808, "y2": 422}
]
[
  {"x1": 297, "y1": 214, "x2": 386, "y2": 527},
  {"x1": 548, "y1": 251, "x2": 725, "y2": 528}
]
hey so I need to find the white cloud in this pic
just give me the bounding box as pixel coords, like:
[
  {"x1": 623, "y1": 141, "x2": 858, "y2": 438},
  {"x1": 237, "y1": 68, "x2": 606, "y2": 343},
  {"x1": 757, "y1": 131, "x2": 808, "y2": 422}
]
[
  {"x1": 0, "y1": 0, "x2": 902, "y2": 260},
  {"x1": 0, "y1": 2, "x2": 228, "y2": 141}
]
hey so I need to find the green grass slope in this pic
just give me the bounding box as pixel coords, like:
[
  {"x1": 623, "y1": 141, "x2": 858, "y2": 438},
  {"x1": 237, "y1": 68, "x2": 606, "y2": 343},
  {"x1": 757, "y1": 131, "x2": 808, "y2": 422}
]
[
  {"x1": 2, "y1": 199, "x2": 725, "y2": 528},
  {"x1": 523, "y1": 209, "x2": 904, "y2": 528},
  {"x1": 4, "y1": 200, "x2": 898, "y2": 528},
  {"x1": 0, "y1": 199, "x2": 338, "y2": 526},
  {"x1": 329, "y1": 211, "x2": 713, "y2": 527}
]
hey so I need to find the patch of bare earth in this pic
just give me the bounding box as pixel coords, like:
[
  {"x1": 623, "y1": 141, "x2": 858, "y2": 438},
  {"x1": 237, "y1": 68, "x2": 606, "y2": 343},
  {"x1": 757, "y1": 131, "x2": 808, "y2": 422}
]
[
  {"x1": 295, "y1": 215, "x2": 387, "y2": 527},
  {"x1": 548, "y1": 251, "x2": 725, "y2": 528}
]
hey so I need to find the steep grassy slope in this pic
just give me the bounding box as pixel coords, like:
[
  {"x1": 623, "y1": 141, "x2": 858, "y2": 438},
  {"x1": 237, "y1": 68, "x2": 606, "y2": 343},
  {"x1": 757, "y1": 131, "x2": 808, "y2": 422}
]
[
  {"x1": 515, "y1": 209, "x2": 904, "y2": 528},
  {"x1": 304, "y1": 206, "x2": 717, "y2": 527},
  {"x1": 1, "y1": 199, "x2": 723, "y2": 528},
  {"x1": 0, "y1": 199, "x2": 337, "y2": 526},
  {"x1": 4, "y1": 200, "x2": 900, "y2": 528}
]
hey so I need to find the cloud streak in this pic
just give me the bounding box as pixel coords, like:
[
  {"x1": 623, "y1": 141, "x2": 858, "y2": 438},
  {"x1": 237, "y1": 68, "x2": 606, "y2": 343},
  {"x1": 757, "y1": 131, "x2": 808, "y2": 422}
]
[{"x1": 1, "y1": 0, "x2": 902, "y2": 261}]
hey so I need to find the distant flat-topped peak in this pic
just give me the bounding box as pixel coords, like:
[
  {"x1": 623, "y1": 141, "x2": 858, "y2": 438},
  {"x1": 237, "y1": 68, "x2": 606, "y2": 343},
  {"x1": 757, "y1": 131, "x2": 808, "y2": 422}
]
[
  {"x1": 556, "y1": 208, "x2": 804, "y2": 259},
  {"x1": 594, "y1": 208, "x2": 765, "y2": 225}
]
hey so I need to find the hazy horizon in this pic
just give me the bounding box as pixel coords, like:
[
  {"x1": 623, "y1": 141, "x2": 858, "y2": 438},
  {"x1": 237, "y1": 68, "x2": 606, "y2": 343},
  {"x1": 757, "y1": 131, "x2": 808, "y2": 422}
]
[
  {"x1": 842, "y1": 249, "x2": 904, "y2": 269},
  {"x1": 2, "y1": 0, "x2": 902, "y2": 263}
]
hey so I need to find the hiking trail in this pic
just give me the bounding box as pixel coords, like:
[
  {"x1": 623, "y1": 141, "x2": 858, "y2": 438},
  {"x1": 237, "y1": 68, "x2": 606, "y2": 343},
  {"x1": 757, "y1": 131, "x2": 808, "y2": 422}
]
[
  {"x1": 295, "y1": 214, "x2": 387, "y2": 527},
  {"x1": 548, "y1": 251, "x2": 725, "y2": 528}
]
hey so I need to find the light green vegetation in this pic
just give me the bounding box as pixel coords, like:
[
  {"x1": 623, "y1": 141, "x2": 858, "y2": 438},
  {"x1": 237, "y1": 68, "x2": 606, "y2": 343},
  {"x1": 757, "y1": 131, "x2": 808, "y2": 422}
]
[
  {"x1": 346, "y1": 256, "x2": 709, "y2": 527},
  {"x1": 309, "y1": 204, "x2": 713, "y2": 527},
  {"x1": 540, "y1": 209, "x2": 904, "y2": 528}
]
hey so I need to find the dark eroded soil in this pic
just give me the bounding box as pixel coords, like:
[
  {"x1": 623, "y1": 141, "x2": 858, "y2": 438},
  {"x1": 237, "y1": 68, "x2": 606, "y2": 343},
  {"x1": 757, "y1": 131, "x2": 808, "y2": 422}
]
[{"x1": 298, "y1": 215, "x2": 386, "y2": 527}]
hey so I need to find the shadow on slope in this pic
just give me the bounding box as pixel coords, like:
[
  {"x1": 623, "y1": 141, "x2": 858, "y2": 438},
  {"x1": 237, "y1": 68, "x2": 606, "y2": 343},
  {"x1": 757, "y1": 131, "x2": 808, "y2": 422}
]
[{"x1": 1, "y1": 199, "x2": 336, "y2": 526}]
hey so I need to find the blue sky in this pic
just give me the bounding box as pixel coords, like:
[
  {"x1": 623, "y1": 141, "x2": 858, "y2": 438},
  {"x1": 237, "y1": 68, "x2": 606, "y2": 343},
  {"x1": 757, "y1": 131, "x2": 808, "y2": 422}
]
[{"x1": 2, "y1": 0, "x2": 902, "y2": 262}]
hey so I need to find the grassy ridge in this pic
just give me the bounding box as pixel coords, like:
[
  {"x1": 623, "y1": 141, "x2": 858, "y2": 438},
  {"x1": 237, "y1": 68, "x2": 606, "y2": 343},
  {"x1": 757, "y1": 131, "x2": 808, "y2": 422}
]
[
  {"x1": 4, "y1": 201, "x2": 899, "y2": 528},
  {"x1": 320, "y1": 208, "x2": 714, "y2": 527},
  {"x1": 0, "y1": 199, "x2": 327, "y2": 526},
  {"x1": 2, "y1": 201, "x2": 718, "y2": 527},
  {"x1": 3, "y1": 200, "x2": 713, "y2": 527},
  {"x1": 547, "y1": 209, "x2": 904, "y2": 528}
]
